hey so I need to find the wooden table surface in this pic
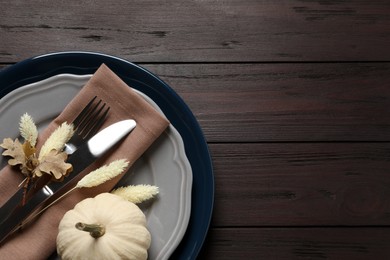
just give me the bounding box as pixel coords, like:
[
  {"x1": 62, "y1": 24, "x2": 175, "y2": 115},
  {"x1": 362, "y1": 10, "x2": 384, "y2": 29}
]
[{"x1": 1, "y1": 1, "x2": 390, "y2": 259}]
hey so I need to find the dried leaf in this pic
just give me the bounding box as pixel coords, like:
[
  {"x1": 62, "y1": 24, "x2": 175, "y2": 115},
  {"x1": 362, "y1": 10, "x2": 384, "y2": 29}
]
[
  {"x1": 1, "y1": 138, "x2": 26, "y2": 168},
  {"x1": 33, "y1": 150, "x2": 72, "y2": 181}
]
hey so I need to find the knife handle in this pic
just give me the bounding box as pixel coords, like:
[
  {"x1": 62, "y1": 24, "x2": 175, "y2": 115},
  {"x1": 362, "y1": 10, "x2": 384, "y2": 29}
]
[
  {"x1": 0, "y1": 187, "x2": 24, "y2": 225},
  {"x1": 0, "y1": 187, "x2": 50, "y2": 244},
  {"x1": 0, "y1": 175, "x2": 52, "y2": 226}
]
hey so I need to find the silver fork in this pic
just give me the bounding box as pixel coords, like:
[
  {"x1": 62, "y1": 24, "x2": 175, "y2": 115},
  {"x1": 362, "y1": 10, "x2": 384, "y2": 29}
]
[
  {"x1": 0, "y1": 96, "x2": 110, "y2": 223},
  {"x1": 64, "y1": 96, "x2": 110, "y2": 154}
]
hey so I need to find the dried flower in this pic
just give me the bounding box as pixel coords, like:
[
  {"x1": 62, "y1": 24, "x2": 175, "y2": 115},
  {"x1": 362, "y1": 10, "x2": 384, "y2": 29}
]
[
  {"x1": 1, "y1": 115, "x2": 76, "y2": 204},
  {"x1": 76, "y1": 159, "x2": 129, "y2": 188},
  {"x1": 38, "y1": 122, "x2": 74, "y2": 159},
  {"x1": 1, "y1": 120, "x2": 74, "y2": 179},
  {"x1": 21, "y1": 159, "x2": 130, "y2": 226},
  {"x1": 19, "y1": 113, "x2": 38, "y2": 146},
  {"x1": 111, "y1": 185, "x2": 159, "y2": 204}
]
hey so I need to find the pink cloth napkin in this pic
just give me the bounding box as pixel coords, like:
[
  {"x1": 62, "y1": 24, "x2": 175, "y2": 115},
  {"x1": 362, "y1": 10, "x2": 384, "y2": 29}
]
[{"x1": 0, "y1": 64, "x2": 169, "y2": 259}]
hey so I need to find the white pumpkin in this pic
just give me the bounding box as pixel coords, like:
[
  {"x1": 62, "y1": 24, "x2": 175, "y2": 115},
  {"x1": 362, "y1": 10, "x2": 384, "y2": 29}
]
[{"x1": 56, "y1": 193, "x2": 151, "y2": 260}]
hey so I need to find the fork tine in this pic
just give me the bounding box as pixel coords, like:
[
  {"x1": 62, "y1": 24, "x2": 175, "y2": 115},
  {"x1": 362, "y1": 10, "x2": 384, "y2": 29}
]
[
  {"x1": 86, "y1": 106, "x2": 110, "y2": 138},
  {"x1": 72, "y1": 96, "x2": 97, "y2": 128},
  {"x1": 76, "y1": 99, "x2": 103, "y2": 135},
  {"x1": 73, "y1": 98, "x2": 110, "y2": 140},
  {"x1": 81, "y1": 103, "x2": 110, "y2": 139}
]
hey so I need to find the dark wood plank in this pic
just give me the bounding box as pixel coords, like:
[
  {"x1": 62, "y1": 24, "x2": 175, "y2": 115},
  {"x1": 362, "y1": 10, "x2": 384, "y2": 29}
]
[
  {"x1": 199, "y1": 227, "x2": 390, "y2": 259},
  {"x1": 0, "y1": 0, "x2": 389, "y2": 62},
  {"x1": 1, "y1": 63, "x2": 390, "y2": 142},
  {"x1": 144, "y1": 63, "x2": 390, "y2": 142},
  {"x1": 210, "y1": 143, "x2": 390, "y2": 227}
]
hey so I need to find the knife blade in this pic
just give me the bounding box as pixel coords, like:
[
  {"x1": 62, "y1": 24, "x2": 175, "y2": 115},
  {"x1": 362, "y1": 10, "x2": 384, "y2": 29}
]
[{"x1": 0, "y1": 119, "x2": 136, "y2": 244}]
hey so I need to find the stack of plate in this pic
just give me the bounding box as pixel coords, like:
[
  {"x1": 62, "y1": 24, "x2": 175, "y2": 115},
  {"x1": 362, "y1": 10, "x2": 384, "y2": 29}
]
[{"x1": 0, "y1": 52, "x2": 214, "y2": 260}]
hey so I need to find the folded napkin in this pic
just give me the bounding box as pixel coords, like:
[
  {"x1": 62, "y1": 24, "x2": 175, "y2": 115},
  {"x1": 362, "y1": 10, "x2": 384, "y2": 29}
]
[{"x1": 0, "y1": 64, "x2": 170, "y2": 259}]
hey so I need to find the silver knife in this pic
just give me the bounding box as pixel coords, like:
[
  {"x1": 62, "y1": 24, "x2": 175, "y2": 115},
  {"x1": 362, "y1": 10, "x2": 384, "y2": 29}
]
[{"x1": 0, "y1": 119, "x2": 136, "y2": 244}]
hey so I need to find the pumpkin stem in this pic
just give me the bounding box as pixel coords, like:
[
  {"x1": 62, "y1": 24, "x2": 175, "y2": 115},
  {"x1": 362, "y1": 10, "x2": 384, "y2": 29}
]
[{"x1": 75, "y1": 222, "x2": 105, "y2": 238}]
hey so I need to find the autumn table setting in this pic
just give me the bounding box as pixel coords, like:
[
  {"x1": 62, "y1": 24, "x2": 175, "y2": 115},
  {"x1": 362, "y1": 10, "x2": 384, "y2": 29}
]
[
  {"x1": 1, "y1": 1, "x2": 390, "y2": 259},
  {"x1": 0, "y1": 55, "x2": 212, "y2": 260}
]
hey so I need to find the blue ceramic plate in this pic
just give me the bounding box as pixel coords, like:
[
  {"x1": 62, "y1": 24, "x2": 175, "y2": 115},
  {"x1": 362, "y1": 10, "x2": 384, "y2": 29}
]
[{"x1": 0, "y1": 51, "x2": 214, "y2": 260}]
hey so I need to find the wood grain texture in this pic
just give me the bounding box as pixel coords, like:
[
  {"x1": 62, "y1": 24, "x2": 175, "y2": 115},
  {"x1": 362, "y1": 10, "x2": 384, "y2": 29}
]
[
  {"x1": 0, "y1": 0, "x2": 389, "y2": 62},
  {"x1": 210, "y1": 143, "x2": 390, "y2": 227},
  {"x1": 1, "y1": 0, "x2": 390, "y2": 257},
  {"x1": 145, "y1": 63, "x2": 390, "y2": 142},
  {"x1": 200, "y1": 228, "x2": 390, "y2": 259},
  {"x1": 1, "y1": 63, "x2": 389, "y2": 142}
]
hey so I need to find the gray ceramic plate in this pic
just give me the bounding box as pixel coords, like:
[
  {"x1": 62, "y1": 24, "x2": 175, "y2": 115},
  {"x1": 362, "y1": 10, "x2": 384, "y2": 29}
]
[{"x1": 0, "y1": 74, "x2": 192, "y2": 260}]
